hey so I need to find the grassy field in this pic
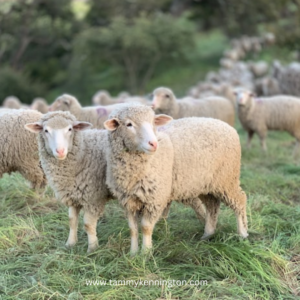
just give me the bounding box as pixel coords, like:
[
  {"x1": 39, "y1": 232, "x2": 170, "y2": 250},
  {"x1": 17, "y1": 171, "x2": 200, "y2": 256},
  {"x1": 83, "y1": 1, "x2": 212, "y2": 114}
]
[{"x1": 0, "y1": 121, "x2": 300, "y2": 300}]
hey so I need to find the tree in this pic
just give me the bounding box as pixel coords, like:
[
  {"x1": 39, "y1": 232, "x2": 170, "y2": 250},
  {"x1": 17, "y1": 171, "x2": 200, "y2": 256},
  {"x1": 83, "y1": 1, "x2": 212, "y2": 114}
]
[{"x1": 69, "y1": 13, "x2": 196, "y2": 94}]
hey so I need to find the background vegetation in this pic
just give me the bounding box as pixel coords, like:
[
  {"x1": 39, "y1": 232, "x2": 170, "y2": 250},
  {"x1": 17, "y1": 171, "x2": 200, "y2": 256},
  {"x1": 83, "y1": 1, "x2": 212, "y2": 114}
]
[{"x1": 0, "y1": 0, "x2": 300, "y2": 103}]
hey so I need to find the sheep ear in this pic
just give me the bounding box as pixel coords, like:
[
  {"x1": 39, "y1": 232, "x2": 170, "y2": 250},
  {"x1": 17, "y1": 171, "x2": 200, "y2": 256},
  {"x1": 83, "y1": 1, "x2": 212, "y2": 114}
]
[
  {"x1": 104, "y1": 118, "x2": 120, "y2": 131},
  {"x1": 73, "y1": 121, "x2": 92, "y2": 131},
  {"x1": 24, "y1": 122, "x2": 43, "y2": 133},
  {"x1": 154, "y1": 114, "x2": 173, "y2": 127}
]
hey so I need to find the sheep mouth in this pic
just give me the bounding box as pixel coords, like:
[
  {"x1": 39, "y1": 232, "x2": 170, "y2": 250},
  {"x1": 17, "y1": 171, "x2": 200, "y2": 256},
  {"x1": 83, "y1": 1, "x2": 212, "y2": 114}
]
[
  {"x1": 141, "y1": 147, "x2": 157, "y2": 155},
  {"x1": 54, "y1": 154, "x2": 67, "y2": 160}
]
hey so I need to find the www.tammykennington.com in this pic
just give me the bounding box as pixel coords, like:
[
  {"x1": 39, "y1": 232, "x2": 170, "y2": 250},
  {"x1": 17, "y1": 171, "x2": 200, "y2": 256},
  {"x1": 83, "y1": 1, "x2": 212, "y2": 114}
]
[{"x1": 86, "y1": 279, "x2": 208, "y2": 288}]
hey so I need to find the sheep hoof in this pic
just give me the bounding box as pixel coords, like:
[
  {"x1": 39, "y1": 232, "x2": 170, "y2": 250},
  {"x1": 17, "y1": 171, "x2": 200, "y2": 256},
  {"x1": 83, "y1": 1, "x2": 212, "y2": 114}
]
[
  {"x1": 65, "y1": 240, "x2": 77, "y2": 248},
  {"x1": 87, "y1": 242, "x2": 99, "y2": 253},
  {"x1": 201, "y1": 233, "x2": 215, "y2": 241},
  {"x1": 239, "y1": 232, "x2": 249, "y2": 239}
]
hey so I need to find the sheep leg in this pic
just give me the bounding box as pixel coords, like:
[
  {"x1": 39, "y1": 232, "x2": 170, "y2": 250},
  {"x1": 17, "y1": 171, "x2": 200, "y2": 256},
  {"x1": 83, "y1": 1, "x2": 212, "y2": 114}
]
[
  {"x1": 128, "y1": 211, "x2": 139, "y2": 255},
  {"x1": 66, "y1": 206, "x2": 81, "y2": 248},
  {"x1": 83, "y1": 211, "x2": 99, "y2": 253},
  {"x1": 258, "y1": 132, "x2": 267, "y2": 151},
  {"x1": 223, "y1": 189, "x2": 248, "y2": 238},
  {"x1": 161, "y1": 202, "x2": 172, "y2": 219},
  {"x1": 293, "y1": 140, "x2": 300, "y2": 159},
  {"x1": 189, "y1": 197, "x2": 206, "y2": 223},
  {"x1": 141, "y1": 215, "x2": 160, "y2": 252},
  {"x1": 247, "y1": 130, "x2": 254, "y2": 148},
  {"x1": 200, "y1": 194, "x2": 220, "y2": 240}
]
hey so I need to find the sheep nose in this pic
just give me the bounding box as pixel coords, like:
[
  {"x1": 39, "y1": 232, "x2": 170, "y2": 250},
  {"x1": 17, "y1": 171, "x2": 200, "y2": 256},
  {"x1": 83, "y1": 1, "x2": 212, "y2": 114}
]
[
  {"x1": 148, "y1": 141, "x2": 157, "y2": 150},
  {"x1": 56, "y1": 148, "x2": 65, "y2": 156}
]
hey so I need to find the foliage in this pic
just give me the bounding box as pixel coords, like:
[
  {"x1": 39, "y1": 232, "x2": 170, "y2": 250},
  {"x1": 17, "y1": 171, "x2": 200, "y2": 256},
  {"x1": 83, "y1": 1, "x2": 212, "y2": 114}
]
[
  {"x1": 0, "y1": 67, "x2": 45, "y2": 104},
  {"x1": 0, "y1": 0, "x2": 81, "y2": 91},
  {"x1": 67, "y1": 13, "x2": 196, "y2": 96}
]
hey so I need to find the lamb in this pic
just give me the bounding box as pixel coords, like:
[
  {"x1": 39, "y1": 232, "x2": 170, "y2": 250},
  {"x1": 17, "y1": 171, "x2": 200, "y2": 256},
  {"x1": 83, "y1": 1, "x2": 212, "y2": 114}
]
[
  {"x1": 235, "y1": 90, "x2": 300, "y2": 153},
  {"x1": 31, "y1": 98, "x2": 49, "y2": 113},
  {"x1": 0, "y1": 109, "x2": 46, "y2": 189},
  {"x1": 49, "y1": 94, "x2": 116, "y2": 129},
  {"x1": 25, "y1": 111, "x2": 112, "y2": 253},
  {"x1": 152, "y1": 87, "x2": 235, "y2": 127},
  {"x1": 3, "y1": 96, "x2": 22, "y2": 109},
  {"x1": 104, "y1": 103, "x2": 248, "y2": 254}
]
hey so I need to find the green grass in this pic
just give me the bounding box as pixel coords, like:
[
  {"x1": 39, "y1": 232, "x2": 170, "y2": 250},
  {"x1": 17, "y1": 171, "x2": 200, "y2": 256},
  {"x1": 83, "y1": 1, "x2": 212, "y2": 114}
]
[{"x1": 0, "y1": 122, "x2": 300, "y2": 299}]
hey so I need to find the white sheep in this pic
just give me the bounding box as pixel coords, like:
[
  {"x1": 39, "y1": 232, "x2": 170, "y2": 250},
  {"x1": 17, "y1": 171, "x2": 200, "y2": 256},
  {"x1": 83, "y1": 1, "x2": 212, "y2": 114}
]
[
  {"x1": 0, "y1": 109, "x2": 46, "y2": 189},
  {"x1": 49, "y1": 94, "x2": 117, "y2": 129},
  {"x1": 104, "y1": 103, "x2": 248, "y2": 254},
  {"x1": 235, "y1": 90, "x2": 300, "y2": 153},
  {"x1": 31, "y1": 97, "x2": 49, "y2": 114},
  {"x1": 3, "y1": 96, "x2": 22, "y2": 109},
  {"x1": 152, "y1": 87, "x2": 235, "y2": 126},
  {"x1": 25, "y1": 111, "x2": 112, "y2": 253}
]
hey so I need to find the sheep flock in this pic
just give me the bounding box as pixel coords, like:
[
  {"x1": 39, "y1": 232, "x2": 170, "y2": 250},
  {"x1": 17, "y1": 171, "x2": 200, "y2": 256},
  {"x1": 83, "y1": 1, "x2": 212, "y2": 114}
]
[{"x1": 1, "y1": 31, "x2": 300, "y2": 256}]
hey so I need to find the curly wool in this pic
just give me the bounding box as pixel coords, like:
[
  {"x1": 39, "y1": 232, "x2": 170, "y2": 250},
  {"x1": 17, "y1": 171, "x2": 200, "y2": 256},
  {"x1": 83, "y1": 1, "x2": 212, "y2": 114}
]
[
  {"x1": 38, "y1": 111, "x2": 112, "y2": 216},
  {"x1": 106, "y1": 104, "x2": 246, "y2": 230},
  {"x1": 0, "y1": 109, "x2": 46, "y2": 188}
]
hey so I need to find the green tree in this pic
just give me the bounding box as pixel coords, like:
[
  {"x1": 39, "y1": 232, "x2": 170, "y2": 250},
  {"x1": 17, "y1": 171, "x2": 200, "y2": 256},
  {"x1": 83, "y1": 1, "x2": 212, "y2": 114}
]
[
  {"x1": 0, "y1": 0, "x2": 81, "y2": 91},
  {"x1": 68, "y1": 13, "x2": 196, "y2": 95}
]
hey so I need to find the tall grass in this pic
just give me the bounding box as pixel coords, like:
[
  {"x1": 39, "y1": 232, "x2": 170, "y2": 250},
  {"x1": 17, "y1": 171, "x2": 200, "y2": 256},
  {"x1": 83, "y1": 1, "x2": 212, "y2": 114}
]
[{"x1": 0, "y1": 123, "x2": 299, "y2": 299}]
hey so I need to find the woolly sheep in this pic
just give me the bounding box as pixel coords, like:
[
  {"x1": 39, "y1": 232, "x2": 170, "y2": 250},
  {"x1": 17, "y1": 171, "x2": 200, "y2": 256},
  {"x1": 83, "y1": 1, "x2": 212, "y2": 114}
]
[
  {"x1": 235, "y1": 90, "x2": 300, "y2": 153},
  {"x1": 104, "y1": 103, "x2": 248, "y2": 254},
  {"x1": 3, "y1": 96, "x2": 22, "y2": 109},
  {"x1": 248, "y1": 61, "x2": 269, "y2": 78},
  {"x1": 92, "y1": 90, "x2": 118, "y2": 106},
  {"x1": 49, "y1": 94, "x2": 116, "y2": 129},
  {"x1": 152, "y1": 87, "x2": 235, "y2": 126},
  {"x1": 25, "y1": 111, "x2": 112, "y2": 253},
  {"x1": 254, "y1": 77, "x2": 281, "y2": 96},
  {"x1": 31, "y1": 98, "x2": 49, "y2": 114},
  {"x1": 0, "y1": 109, "x2": 46, "y2": 189}
]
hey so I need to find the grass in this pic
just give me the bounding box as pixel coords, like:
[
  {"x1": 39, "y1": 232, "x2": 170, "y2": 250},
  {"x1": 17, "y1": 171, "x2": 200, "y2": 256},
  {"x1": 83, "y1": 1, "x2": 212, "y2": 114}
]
[{"x1": 0, "y1": 123, "x2": 300, "y2": 300}]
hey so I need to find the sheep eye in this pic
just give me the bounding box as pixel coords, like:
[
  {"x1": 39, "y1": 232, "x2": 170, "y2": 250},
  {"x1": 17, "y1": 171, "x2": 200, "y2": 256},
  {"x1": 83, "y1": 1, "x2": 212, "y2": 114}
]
[
  {"x1": 45, "y1": 129, "x2": 48, "y2": 133},
  {"x1": 126, "y1": 123, "x2": 133, "y2": 127},
  {"x1": 165, "y1": 94, "x2": 170, "y2": 98},
  {"x1": 69, "y1": 128, "x2": 72, "y2": 132}
]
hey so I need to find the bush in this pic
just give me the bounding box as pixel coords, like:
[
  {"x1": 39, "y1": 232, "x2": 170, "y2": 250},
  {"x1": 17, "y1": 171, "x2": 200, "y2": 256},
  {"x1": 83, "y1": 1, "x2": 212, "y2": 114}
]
[
  {"x1": 66, "y1": 13, "x2": 196, "y2": 98},
  {"x1": 0, "y1": 67, "x2": 45, "y2": 105}
]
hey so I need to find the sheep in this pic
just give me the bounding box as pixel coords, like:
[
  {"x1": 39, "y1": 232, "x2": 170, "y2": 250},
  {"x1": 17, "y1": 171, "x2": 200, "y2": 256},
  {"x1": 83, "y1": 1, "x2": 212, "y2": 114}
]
[
  {"x1": 31, "y1": 97, "x2": 49, "y2": 114},
  {"x1": 3, "y1": 96, "x2": 22, "y2": 109},
  {"x1": 220, "y1": 58, "x2": 235, "y2": 69},
  {"x1": 254, "y1": 77, "x2": 281, "y2": 96},
  {"x1": 248, "y1": 61, "x2": 269, "y2": 78},
  {"x1": 0, "y1": 109, "x2": 46, "y2": 189},
  {"x1": 25, "y1": 111, "x2": 112, "y2": 253},
  {"x1": 49, "y1": 94, "x2": 116, "y2": 129},
  {"x1": 152, "y1": 87, "x2": 235, "y2": 127},
  {"x1": 235, "y1": 90, "x2": 300, "y2": 153},
  {"x1": 104, "y1": 103, "x2": 248, "y2": 254},
  {"x1": 92, "y1": 90, "x2": 118, "y2": 106}
]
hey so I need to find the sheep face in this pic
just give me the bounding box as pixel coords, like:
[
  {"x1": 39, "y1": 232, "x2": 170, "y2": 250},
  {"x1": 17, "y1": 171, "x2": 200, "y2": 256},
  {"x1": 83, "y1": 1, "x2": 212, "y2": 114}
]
[
  {"x1": 152, "y1": 87, "x2": 175, "y2": 113},
  {"x1": 25, "y1": 114, "x2": 92, "y2": 160},
  {"x1": 235, "y1": 91, "x2": 253, "y2": 106},
  {"x1": 104, "y1": 104, "x2": 172, "y2": 155}
]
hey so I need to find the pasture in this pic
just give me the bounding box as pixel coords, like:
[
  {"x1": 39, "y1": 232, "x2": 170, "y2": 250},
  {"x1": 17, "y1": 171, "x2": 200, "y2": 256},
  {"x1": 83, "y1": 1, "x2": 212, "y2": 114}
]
[{"x1": 0, "y1": 123, "x2": 299, "y2": 300}]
